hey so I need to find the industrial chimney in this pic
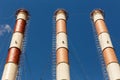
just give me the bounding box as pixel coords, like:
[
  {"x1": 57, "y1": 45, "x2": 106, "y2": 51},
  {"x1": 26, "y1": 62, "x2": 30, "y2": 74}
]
[
  {"x1": 54, "y1": 9, "x2": 70, "y2": 80},
  {"x1": 91, "y1": 9, "x2": 120, "y2": 80},
  {"x1": 2, "y1": 9, "x2": 29, "y2": 80}
]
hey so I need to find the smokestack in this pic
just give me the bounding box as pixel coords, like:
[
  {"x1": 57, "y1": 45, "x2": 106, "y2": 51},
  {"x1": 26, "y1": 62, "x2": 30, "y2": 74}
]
[
  {"x1": 54, "y1": 9, "x2": 70, "y2": 80},
  {"x1": 2, "y1": 9, "x2": 29, "y2": 80},
  {"x1": 91, "y1": 9, "x2": 120, "y2": 80}
]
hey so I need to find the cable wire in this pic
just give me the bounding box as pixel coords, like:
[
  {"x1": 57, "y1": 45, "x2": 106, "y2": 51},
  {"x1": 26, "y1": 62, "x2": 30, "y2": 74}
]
[
  {"x1": 51, "y1": 16, "x2": 56, "y2": 80},
  {"x1": 16, "y1": 20, "x2": 30, "y2": 80},
  {"x1": 68, "y1": 35, "x2": 89, "y2": 80},
  {"x1": 0, "y1": 31, "x2": 12, "y2": 78},
  {"x1": 91, "y1": 23, "x2": 109, "y2": 80}
]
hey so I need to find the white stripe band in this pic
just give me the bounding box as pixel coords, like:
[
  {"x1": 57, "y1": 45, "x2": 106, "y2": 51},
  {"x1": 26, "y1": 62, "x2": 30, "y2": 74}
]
[
  {"x1": 17, "y1": 12, "x2": 27, "y2": 21},
  {"x1": 10, "y1": 32, "x2": 24, "y2": 50},
  {"x1": 107, "y1": 63, "x2": 120, "y2": 80},
  {"x1": 98, "y1": 32, "x2": 113, "y2": 51},
  {"x1": 2, "y1": 63, "x2": 18, "y2": 80},
  {"x1": 56, "y1": 13, "x2": 66, "y2": 21},
  {"x1": 93, "y1": 13, "x2": 104, "y2": 22},
  {"x1": 56, "y1": 33, "x2": 68, "y2": 50},
  {"x1": 56, "y1": 63, "x2": 70, "y2": 80}
]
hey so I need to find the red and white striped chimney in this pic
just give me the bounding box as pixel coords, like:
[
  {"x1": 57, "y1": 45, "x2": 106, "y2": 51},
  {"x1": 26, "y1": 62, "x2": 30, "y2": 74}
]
[
  {"x1": 91, "y1": 9, "x2": 120, "y2": 80},
  {"x1": 2, "y1": 9, "x2": 29, "y2": 80},
  {"x1": 55, "y1": 9, "x2": 70, "y2": 80}
]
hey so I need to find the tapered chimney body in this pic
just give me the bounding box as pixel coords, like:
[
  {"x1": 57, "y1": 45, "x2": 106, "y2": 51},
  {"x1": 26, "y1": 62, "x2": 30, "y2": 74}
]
[
  {"x1": 91, "y1": 9, "x2": 120, "y2": 80},
  {"x1": 2, "y1": 9, "x2": 29, "y2": 80},
  {"x1": 55, "y1": 9, "x2": 70, "y2": 80}
]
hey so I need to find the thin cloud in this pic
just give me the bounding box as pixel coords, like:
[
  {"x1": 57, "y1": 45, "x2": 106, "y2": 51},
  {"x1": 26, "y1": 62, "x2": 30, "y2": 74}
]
[{"x1": 0, "y1": 24, "x2": 12, "y2": 36}]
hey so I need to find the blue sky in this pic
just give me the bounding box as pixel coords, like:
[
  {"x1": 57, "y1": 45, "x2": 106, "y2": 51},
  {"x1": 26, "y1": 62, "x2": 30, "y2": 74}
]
[{"x1": 0, "y1": 0, "x2": 120, "y2": 80}]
